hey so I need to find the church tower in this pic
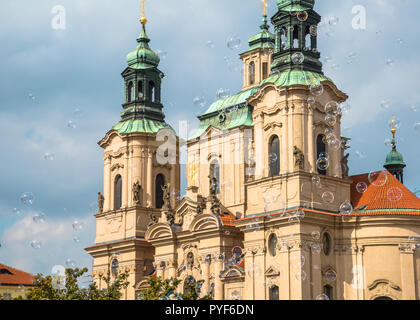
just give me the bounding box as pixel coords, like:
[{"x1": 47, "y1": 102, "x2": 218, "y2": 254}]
[
  {"x1": 234, "y1": 0, "x2": 352, "y2": 300},
  {"x1": 85, "y1": 2, "x2": 180, "y2": 300},
  {"x1": 384, "y1": 116, "x2": 406, "y2": 183}
]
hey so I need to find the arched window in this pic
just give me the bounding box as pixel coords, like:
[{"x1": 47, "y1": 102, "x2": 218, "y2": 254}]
[
  {"x1": 280, "y1": 28, "x2": 287, "y2": 50},
  {"x1": 269, "y1": 136, "x2": 280, "y2": 177},
  {"x1": 138, "y1": 81, "x2": 143, "y2": 99},
  {"x1": 148, "y1": 81, "x2": 156, "y2": 101},
  {"x1": 249, "y1": 62, "x2": 256, "y2": 85},
  {"x1": 114, "y1": 175, "x2": 122, "y2": 210},
  {"x1": 268, "y1": 233, "x2": 277, "y2": 257},
  {"x1": 322, "y1": 233, "x2": 331, "y2": 256},
  {"x1": 262, "y1": 62, "x2": 268, "y2": 80},
  {"x1": 155, "y1": 174, "x2": 165, "y2": 209},
  {"x1": 127, "y1": 82, "x2": 133, "y2": 103},
  {"x1": 269, "y1": 285, "x2": 279, "y2": 300},
  {"x1": 375, "y1": 296, "x2": 392, "y2": 300},
  {"x1": 210, "y1": 160, "x2": 220, "y2": 194},
  {"x1": 317, "y1": 135, "x2": 327, "y2": 175},
  {"x1": 293, "y1": 25, "x2": 299, "y2": 48},
  {"x1": 323, "y1": 285, "x2": 333, "y2": 300}
]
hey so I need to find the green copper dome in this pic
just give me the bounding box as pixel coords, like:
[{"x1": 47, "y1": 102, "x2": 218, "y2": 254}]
[
  {"x1": 248, "y1": 15, "x2": 275, "y2": 50},
  {"x1": 384, "y1": 149, "x2": 405, "y2": 167},
  {"x1": 126, "y1": 25, "x2": 160, "y2": 70},
  {"x1": 277, "y1": 0, "x2": 314, "y2": 11}
]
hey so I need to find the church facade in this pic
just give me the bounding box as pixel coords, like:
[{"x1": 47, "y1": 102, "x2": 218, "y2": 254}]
[{"x1": 85, "y1": 0, "x2": 420, "y2": 300}]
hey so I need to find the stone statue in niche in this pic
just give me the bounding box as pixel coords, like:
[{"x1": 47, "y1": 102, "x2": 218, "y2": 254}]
[
  {"x1": 187, "y1": 252, "x2": 194, "y2": 269},
  {"x1": 97, "y1": 192, "x2": 104, "y2": 213},
  {"x1": 162, "y1": 183, "x2": 171, "y2": 210},
  {"x1": 209, "y1": 175, "x2": 218, "y2": 197},
  {"x1": 133, "y1": 181, "x2": 142, "y2": 206},
  {"x1": 293, "y1": 146, "x2": 305, "y2": 170},
  {"x1": 342, "y1": 153, "x2": 350, "y2": 178}
]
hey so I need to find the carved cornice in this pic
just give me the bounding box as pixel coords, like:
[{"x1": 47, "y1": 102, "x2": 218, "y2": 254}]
[
  {"x1": 263, "y1": 122, "x2": 283, "y2": 132},
  {"x1": 399, "y1": 243, "x2": 416, "y2": 253},
  {"x1": 111, "y1": 163, "x2": 124, "y2": 171},
  {"x1": 368, "y1": 279, "x2": 401, "y2": 292}
]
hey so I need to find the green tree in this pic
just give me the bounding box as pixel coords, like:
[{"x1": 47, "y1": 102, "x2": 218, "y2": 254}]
[
  {"x1": 138, "y1": 277, "x2": 212, "y2": 300},
  {"x1": 23, "y1": 267, "x2": 129, "y2": 300}
]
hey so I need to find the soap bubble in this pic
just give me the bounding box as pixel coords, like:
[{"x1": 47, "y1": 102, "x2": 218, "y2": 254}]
[
  {"x1": 20, "y1": 192, "x2": 35, "y2": 206},
  {"x1": 368, "y1": 170, "x2": 387, "y2": 187},
  {"x1": 12, "y1": 208, "x2": 22, "y2": 215},
  {"x1": 65, "y1": 259, "x2": 76, "y2": 268},
  {"x1": 326, "y1": 270, "x2": 337, "y2": 282},
  {"x1": 311, "y1": 244, "x2": 321, "y2": 254},
  {"x1": 297, "y1": 11, "x2": 308, "y2": 22},
  {"x1": 339, "y1": 201, "x2": 353, "y2": 215},
  {"x1": 33, "y1": 212, "x2": 46, "y2": 224},
  {"x1": 328, "y1": 16, "x2": 339, "y2": 26},
  {"x1": 316, "y1": 294, "x2": 329, "y2": 300},
  {"x1": 387, "y1": 187, "x2": 402, "y2": 202},
  {"x1": 206, "y1": 40, "x2": 215, "y2": 48},
  {"x1": 309, "y1": 84, "x2": 324, "y2": 96},
  {"x1": 52, "y1": 275, "x2": 66, "y2": 290},
  {"x1": 317, "y1": 157, "x2": 329, "y2": 171},
  {"x1": 227, "y1": 36, "x2": 241, "y2": 50},
  {"x1": 30, "y1": 240, "x2": 42, "y2": 249},
  {"x1": 67, "y1": 120, "x2": 77, "y2": 129},
  {"x1": 193, "y1": 96, "x2": 206, "y2": 108},
  {"x1": 72, "y1": 220, "x2": 85, "y2": 231},
  {"x1": 43, "y1": 152, "x2": 55, "y2": 162},
  {"x1": 311, "y1": 231, "x2": 321, "y2": 240},
  {"x1": 156, "y1": 50, "x2": 168, "y2": 59},
  {"x1": 292, "y1": 52, "x2": 304, "y2": 64},
  {"x1": 322, "y1": 191, "x2": 334, "y2": 204}
]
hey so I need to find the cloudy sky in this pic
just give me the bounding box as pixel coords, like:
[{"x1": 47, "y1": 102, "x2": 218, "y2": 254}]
[{"x1": 0, "y1": 0, "x2": 419, "y2": 276}]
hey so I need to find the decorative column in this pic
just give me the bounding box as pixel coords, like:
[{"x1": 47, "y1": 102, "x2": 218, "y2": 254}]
[
  {"x1": 167, "y1": 259, "x2": 176, "y2": 279},
  {"x1": 147, "y1": 149, "x2": 153, "y2": 208},
  {"x1": 104, "y1": 156, "x2": 112, "y2": 211},
  {"x1": 254, "y1": 113, "x2": 265, "y2": 180},
  {"x1": 170, "y1": 164, "x2": 176, "y2": 208},
  {"x1": 214, "y1": 254, "x2": 224, "y2": 300},
  {"x1": 307, "y1": 107, "x2": 315, "y2": 172},
  {"x1": 399, "y1": 244, "x2": 417, "y2": 300},
  {"x1": 199, "y1": 255, "x2": 210, "y2": 296},
  {"x1": 123, "y1": 150, "x2": 129, "y2": 207}
]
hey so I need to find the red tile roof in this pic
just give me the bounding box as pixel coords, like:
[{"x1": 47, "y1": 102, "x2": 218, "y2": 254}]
[
  {"x1": 350, "y1": 170, "x2": 420, "y2": 215},
  {"x1": 0, "y1": 263, "x2": 35, "y2": 286},
  {"x1": 220, "y1": 213, "x2": 236, "y2": 226}
]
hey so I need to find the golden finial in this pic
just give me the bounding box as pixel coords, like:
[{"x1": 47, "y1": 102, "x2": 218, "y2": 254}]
[
  {"x1": 261, "y1": 0, "x2": 268, "y2": 16},
  {"x1": 140, "y1": 0, "x2": 147, "y2": 25},
  {"x1": 391, "y1": 115, "x2": 396, "y2": 135}
]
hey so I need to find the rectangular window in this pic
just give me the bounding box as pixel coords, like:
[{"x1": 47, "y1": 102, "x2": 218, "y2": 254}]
[
  {"x1": 263, "y1": 62, "x2": 268, "y2": 80},
  {"x1": 3, "y1": 293, "x2": 11, "y2": 300}
]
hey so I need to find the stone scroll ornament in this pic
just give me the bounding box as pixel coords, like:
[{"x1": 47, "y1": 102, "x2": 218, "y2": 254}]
[
  {"x1": 293, "y1": 146, "x2": 305, "y2": 170},
  {"x1": 97, "y1": 192, "x2": 104, "y2": 213},
  {"x1": 148, "y1": 213, "x2": 158, "y2": 228},
  {"x1": 133, "y1": 181, "x2": 142, "y2": 206}
]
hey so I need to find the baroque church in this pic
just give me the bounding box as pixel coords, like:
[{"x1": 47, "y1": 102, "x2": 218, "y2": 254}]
[{"x1": 85, "y1": 0, "x2": 420, "y2": 300}]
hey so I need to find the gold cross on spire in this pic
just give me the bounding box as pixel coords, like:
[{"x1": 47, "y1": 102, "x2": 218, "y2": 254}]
[
  {"x1": 140, "y1": 0, "x2": 147, "y2": 25},
  {"x1": 261, "y1": 0, "x2": 268, "y2": 16}
]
